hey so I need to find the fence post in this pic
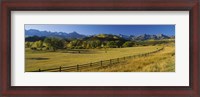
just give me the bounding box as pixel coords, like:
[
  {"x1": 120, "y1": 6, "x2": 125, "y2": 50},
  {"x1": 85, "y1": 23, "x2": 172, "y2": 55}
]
[
  {"x1": 101, "y1": 61, "x2": 102, "y2": 67},
  {"x1": 110, "y1": 59, "x2": 112, "y2": 65},
  {"x1": 59, "y1": 66, "x2": 62, "y2": 72},
  {"x1": 77, "y1": 64, "x2": 79, "y2": 71},
  {"x1": 124, "y1": 57, "x2": 125, "y2": 60},
  {"x1": 39, "y1": 69, "x2": 41, "y2": 72},
  {"x1": 90, "y1": 63, "x2": 92, "y2": 66}
]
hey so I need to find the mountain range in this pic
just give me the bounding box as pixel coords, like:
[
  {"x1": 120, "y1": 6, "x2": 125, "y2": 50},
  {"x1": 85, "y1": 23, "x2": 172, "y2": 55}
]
[
  {"x1": 25, "y1": 29, "x2": 86, "y2": 39},
  {"x1": 25, "y1": 29, "x2": 174, "y2": 41}
]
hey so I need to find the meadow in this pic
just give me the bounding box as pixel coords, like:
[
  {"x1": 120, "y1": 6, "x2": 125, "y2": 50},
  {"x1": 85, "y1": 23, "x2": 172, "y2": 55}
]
[
  {"x1": 25, "y1": 46, "x2": 164, "y2": 72},
  {"x1": 81, "y1": 44, "x2": 175, "y2": 72}
]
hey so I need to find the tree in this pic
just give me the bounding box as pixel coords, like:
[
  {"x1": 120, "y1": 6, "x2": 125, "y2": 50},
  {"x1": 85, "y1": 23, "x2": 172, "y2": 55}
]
[
  {"x1": 35, "y1": 40, "x2": 43, "y2": 50},
  {"x1": 90, "y1": 41, "x2": 96, "y2": 48},
  {"x1": 25, "y1": 42, "x2": 32, "y2": 48},
  {"x1": 95, "y1": 40, "x2": 101, "y2": 48},
  {"x1": 56, "y1": 39, "x2": 65, "y2": 49},
  {"x1": 115, "y1": 40, "x2": 124, "y2": 48},
  {"x1": 25, "y1": 36, "x2": 46, "y2": 42},
  {"x1": 74, "y1": 40, "x2": 83, "y2": 49},
  {"x1": 81, "y1": 41, "x2": 87, "y2": 49},
  {"x1": 107, "y1": 41, "x2": 118, "y2": 48},
  {"x1": 86, "y1": 41, "x2": 91, "y2": 49},
  {"x1": 122, "y1": 41, "x2": 134, "y2": 47},
  {"x1": 67, "y1": 40, "x2": 78, "y2": 49},
  {"x1": 64, "y1": 41, "x2": 69, "y2": 49},
  {"x1": 44, "y1": 37, "x2": 65, "y2": 51},
  {"x1": 67, "y1": 42, "x2": 73, "y2": 49}
]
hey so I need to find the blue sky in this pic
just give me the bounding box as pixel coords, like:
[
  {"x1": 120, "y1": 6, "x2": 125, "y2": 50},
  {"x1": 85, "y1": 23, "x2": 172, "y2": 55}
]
[{"x1": 25, "y1": 24, "x2": 175, "y2": 36}]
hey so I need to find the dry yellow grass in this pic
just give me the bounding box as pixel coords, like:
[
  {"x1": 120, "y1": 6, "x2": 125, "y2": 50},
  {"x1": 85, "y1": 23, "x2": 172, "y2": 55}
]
[
  {"x1": 81, "y1": 44, "x2": 175, "y2": 72},
  {"x1": 25, "y1": 46, "x2": 162, "y2": 71}
]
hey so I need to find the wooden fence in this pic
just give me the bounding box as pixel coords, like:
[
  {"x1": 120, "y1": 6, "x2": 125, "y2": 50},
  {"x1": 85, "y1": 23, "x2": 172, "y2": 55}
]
[{"x1": 31, "y1": 47, "x2": 164, "y2": 72}]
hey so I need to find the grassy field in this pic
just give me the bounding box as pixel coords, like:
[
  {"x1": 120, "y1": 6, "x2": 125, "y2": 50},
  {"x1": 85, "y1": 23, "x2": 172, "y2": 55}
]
[
  {"x1": 81, "y1": 43, "x2": 175, "y2": 72},
  {"x1": 25, "y1": 46, "x2": 163, "y2": 71}
]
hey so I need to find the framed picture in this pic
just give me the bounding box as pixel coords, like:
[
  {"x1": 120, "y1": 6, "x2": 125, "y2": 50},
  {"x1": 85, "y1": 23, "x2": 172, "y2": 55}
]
[{"x1": 1, "y1": 0, "x2": 199, "y2": 96}]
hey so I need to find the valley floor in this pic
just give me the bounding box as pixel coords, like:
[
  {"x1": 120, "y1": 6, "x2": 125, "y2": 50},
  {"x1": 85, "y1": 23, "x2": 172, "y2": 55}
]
[
  {"x1": 25, "y1": 46, "x2": 164, "y2": 72},
  {"x1": 81, "y1": 45, "x2": 175, "y2": 72}
]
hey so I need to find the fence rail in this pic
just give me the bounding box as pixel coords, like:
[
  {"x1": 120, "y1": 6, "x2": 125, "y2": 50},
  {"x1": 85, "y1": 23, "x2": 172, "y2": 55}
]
[{"x1": 31, "y1": 47, "x2": 164, "y2": 72}]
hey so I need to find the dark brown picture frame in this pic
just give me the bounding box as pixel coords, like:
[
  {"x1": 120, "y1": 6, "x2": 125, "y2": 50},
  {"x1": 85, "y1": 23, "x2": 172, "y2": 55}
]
[{"x1": 0, "y1": 0, "x2": 199, "y2": 97}]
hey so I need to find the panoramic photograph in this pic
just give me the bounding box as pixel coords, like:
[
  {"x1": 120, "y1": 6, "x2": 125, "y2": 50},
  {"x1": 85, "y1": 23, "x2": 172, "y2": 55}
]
[{"x1": 25, "y1": 25, "x2": 175, "y2": 72}]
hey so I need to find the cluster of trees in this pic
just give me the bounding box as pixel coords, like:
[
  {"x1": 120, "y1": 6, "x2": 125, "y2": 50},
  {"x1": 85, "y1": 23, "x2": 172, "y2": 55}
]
[
  {"x1": 25, "y1": 37, "x2": 65, "y2": 51},
  {"x1": 25, "y1": 37, "x2": 171, "y2": 51}
]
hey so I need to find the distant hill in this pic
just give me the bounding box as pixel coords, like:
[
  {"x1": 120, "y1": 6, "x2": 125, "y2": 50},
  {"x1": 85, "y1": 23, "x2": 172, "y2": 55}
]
[
  {"x1": 25, "y1": 29, "x2": 173, "y2": 41},
  {"x1": 118, "y1": 34, "x2": 132, "y2": 40},
  {"x1": 130, "y1": 34, "x2": 171, "y2": 41},
  {"x1": 83, "y1": 34, "x2": 127, "y2": 42},
  {"x1": 25, "y1": 29, "x2": 86, "y2": 39}
]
